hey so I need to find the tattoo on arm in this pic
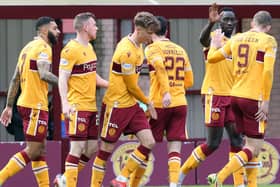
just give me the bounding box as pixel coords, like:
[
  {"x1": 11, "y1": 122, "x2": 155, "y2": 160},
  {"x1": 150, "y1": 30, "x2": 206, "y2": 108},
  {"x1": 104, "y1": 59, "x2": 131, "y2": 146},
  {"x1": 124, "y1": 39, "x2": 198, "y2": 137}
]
[
  {"x1": 37, "y1": 61, "x2": 58, "y2": 85},
  {"x1": 6, "y1": 67, "x2": 20, "y2": 107}
]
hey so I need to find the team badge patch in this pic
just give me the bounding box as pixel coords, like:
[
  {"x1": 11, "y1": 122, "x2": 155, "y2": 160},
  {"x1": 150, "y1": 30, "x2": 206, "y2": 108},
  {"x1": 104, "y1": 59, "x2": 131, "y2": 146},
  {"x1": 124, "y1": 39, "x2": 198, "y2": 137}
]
[
  {"x1": 78, "y1": 123, "x2": 86, "y2": 132},
  {"x1": 211, "y1": 112, "x2": 220, "y2": 121},
  {"x1": 108, "y1": 128, "x2": 116, "y2": 136},
  {"x1": 38, "y1": 125, "x2": 46, "y2": 134}
]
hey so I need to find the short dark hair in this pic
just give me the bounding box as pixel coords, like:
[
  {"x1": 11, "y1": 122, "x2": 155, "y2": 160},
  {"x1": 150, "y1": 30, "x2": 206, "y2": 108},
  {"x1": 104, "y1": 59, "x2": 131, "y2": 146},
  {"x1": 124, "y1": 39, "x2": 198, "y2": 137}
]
[
  {"x1": 155, "y1": 16, "x2": 168, "y2": 36},
  {"x1": 219, "y1": 7, "x2": 234, "y2": 14},
  {"x1": 35, "y1": 16, "x2": 55, "y2": 31}
]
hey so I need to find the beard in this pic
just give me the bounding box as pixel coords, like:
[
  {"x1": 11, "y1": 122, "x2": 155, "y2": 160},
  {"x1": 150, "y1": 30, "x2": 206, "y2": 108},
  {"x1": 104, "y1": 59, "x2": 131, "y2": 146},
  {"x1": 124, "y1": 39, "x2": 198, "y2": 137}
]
[{"x1": 48, "y1": 31, "x2": 58, "y2": 45}]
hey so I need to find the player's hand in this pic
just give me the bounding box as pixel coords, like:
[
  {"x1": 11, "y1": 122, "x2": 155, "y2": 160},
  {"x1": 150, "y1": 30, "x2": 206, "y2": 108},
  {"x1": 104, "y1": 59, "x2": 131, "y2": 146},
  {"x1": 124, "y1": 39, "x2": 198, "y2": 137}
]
[
  {"x1": 210, "y1": 29, "x2": 224, "y2": 48},
  {"x1": 62, "y1": 101, "x2": 75, "y2": 119},
  {"x1": 147, "y1": 102, "x2": 157, "y2": 120},
  {"x1": 162, "y1": 92, "x2": 171, "y2": 108},
  {"x1": 0, "y1": 106, "x2": 13, "y2": 127},
  {"x1": 255, "y1": 101, "x2": 269, "y2": 122},
  {"x1": 209, "y1": 3, "x2": 221, "y2": 23}
]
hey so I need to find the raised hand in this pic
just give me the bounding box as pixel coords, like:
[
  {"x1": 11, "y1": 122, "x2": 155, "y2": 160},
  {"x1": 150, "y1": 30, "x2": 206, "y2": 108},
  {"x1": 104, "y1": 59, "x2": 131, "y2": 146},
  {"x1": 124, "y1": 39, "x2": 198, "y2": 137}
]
[
  {"x1": 209, "y1": 3, "x2": 221, "y2": 23},
  {"x1": 210, "y1": 29, "x2": 224, "y2": 48}
]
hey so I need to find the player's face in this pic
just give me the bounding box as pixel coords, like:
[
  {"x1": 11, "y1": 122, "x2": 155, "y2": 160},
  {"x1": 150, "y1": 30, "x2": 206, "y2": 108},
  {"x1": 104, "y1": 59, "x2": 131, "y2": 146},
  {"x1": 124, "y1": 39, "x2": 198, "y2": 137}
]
[
  {"x1": 137, "y1": 26, "x2": 153, "y2": 44},
  {"x1": 47, "y1": 21, "x2": 60, "y2": 45},
  {"x1": 85, "y1": 18, "x2": 98, "y2": 40},
  {"x1": 219, "y1": 11, "x2": 237, "y2": 37}
]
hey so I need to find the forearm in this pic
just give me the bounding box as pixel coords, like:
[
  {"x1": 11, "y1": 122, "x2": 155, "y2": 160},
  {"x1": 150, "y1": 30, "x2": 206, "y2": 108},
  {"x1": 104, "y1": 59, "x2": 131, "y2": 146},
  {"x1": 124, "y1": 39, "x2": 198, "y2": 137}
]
[
  {"x1": 96, "y1": 73, "x2": 108, "y2": 88},
  {"x1": 40, "y1": 71, "x2": 58, "y2": 85},
  {"x1": 263, "y1": 57, "x2": 275, "y2": 101},
  {"x1": 58, "y1": 72, "x2": 69, "y2": 105},
  {"x1": 207, "y1": 47, "x2": 225, "y2": 63},
  {"x1": 127, "y1": 86, "x2": 149, "y2": 104},
  {"x1": 155, "y1": 65, "x2": 169, "y2": 94},
  {"x1": 184, "y1": 71, "x2": 194, "y2": 89},
  {"x1": 6, "y1": 71, "x2": 20, "y2": 107},
  {"x1": 199, "y1": 22, "x2": 215, "y2": 47}
]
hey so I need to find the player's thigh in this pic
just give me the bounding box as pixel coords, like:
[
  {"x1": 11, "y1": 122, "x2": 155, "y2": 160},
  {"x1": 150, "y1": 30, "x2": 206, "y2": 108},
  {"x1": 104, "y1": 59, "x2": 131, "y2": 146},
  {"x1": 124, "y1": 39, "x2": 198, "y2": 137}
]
[
  {"x1": 166, "y1": 105, "x2": 187, "y2": 141},
  {"x1": 66, "y1": 111, "x2": 97, "y2": 140},
  {"x1": 99, "y1": 103, "x2": 136, "y2": 143},
  {"x1": 203, "y1": 95, "x2": 226, "y2": 127},
  {"x1": 18, "y1": 106, "x2": 48, "y2": 142},
  {"x1": 236, "y1": 97, "x2": 264, "y2": 139},
  {"x1": 149, "y1": 108, "x2": 168, "y2": 142}
]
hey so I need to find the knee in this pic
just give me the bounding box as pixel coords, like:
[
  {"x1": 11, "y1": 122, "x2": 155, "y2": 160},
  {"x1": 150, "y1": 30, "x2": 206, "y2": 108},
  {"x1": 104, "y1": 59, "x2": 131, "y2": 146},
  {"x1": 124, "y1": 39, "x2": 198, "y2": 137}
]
[
  {"x1": 86, "y1": 145, "x2": 98, "y2": 157},
  {"x1": 25, "y1": 146, "x2": 44, "y2": 160},
  {"x1": 230, "y1": 136, "x2": 243, "y2": 148},
  {"x1": 143, "y1": 137, "x2": 156, "y2": 149},
  {"x1": 206, "y1": 142, "x2": 220, "y2": 151}
]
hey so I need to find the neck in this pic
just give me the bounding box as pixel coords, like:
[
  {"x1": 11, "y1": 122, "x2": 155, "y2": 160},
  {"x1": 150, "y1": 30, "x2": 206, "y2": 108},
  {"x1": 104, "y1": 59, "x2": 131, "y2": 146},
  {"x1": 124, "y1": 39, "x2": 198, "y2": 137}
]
[
  {"x1": 251, "y1": 26, "x2": 266, "y2": 33},
  {"x1": 76, "y1": 33, "x2": 89, "y2": 46},
  {"x1": 153, "y1": 35, "x2": 167, "y2": 42},
  {"x1": 37, "y1": 33, "x2": 50, "y2": 46},
  {"x1": 130, "y1": 32, "x2": 140, "y2": 47}
]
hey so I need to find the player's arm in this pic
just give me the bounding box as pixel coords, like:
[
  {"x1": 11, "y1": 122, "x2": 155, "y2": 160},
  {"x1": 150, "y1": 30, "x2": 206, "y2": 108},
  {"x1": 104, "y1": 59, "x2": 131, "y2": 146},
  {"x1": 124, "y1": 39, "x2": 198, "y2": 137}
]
[
  {"x1": 123, "y1": 74, "x2": 157, "y2": 119},
  {"x1": 96, "y1": 73, "x2": 108, "y2": 88},
  {"x1": 262, "y1": 38, "x2": 277, "y2": 101},
  {"x1": 58, "y1": 52, "x2": 75, "y2": 119},
  {"x1": 0, "y1": 66, "x2": 20, "y2": 126},
  {"x1": 37, "y1": 61, "x2": 58, "y2": 85},
  {"x1": 199, "y1": 3, "x2": 220, "y2": 47},
  {"x1": 123, "y1": 74, "x2": 149, "y2": 104},
  {"x1": 146, "y1": 47, "x2": 171, "y2": 107},
  {"x1": 255, "y1": 38, "x2": 277, "y2": 121},
  {"x1": 145, "y1": 46, "x2": 169, "y2": 96},
  {"x1": 207, "y1": 30, "x2": 231, "y2": 63},
  {"x1": 183, "y1": 53, "x2": 194, "y2": 89}
]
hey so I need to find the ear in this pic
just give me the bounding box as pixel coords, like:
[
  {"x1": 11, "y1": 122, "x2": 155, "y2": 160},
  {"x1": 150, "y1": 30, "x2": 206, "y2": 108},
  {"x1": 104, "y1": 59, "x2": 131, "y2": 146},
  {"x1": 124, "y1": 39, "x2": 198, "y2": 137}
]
[
  {"x1": 250, "y1": 21, "x2": 255, "y2": 28},
  {"x1": 265, "y1": 25, "x2": 271, "y2": 32}
]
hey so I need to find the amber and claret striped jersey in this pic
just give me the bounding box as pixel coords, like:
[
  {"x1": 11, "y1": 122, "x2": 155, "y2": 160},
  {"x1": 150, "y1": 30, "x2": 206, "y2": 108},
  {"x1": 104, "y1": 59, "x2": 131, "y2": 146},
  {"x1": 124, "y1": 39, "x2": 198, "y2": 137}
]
[
  {"x1": 103, "y1": 36, "x2": 149, "y2": 108},
  {"x1": 202, "y1": 32, "x2": 234, "y2": 96},
  {"x1": 208, "y1": 31, "x2": 277, "y2": 101},
  {"x1": 59, "y1": 40, "x2": 97, "y2": 111},
  {"x1": 145, "y1": 39, "x2": 193, "y2": 108},
  {"x1": 17, "y1": 38, "x2": 52, "y2": 111}
]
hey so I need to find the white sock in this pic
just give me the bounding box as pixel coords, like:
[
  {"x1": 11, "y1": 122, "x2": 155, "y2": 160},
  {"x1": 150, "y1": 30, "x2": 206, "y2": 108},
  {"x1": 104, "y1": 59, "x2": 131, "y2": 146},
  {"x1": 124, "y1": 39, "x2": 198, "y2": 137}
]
[
  {"x1": 116, "y1": 175, "x2": 128, "y2": 182},
  {"x1": 178, "y1": 172, "x2": 186, "y2": 184},
  {"x1": 170, "y1": 182, "x2": 177, "y2": 187}
]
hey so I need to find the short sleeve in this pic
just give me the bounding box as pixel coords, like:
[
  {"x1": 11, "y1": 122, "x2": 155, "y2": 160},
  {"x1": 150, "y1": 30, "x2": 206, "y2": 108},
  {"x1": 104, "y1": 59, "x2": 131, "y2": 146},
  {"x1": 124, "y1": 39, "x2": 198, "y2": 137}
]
[
  {"x1": 59, "y1": 47, "x2": 76, "y2": 72},
  {"x1": 37, "y1": 45, "x2": 52, "y2": 64}
]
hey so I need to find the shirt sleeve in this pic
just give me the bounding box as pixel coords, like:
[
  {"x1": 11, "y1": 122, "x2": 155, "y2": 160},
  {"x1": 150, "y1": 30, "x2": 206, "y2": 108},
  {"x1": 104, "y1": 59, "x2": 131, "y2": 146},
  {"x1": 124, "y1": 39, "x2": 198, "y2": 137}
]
[
  {"x1": 207, "y1": 38, "x2": 232, "y2": 63},
  {"x1": 59, "y1": 47, "x2": 76, "y2": 72},
  {"x1": 145, "y1": 44, "x2": 169, "y2": 95},
  {"x1": 262, "y1": 36, "x2": 277, "y2": 101},
  {"x1": 37, "y1": 45, "x2": 52, "y2": 64},
  {"x1": 183, "y1": 51, "x2": 194, "y2": 89}
]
